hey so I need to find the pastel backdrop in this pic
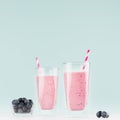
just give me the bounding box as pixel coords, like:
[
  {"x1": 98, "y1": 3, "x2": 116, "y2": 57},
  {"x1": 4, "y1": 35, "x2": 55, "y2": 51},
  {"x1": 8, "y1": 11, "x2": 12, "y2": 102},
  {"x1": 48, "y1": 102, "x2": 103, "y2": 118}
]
[{"x1": 0, "y1": 0, "x2": 120, "y2": 116}]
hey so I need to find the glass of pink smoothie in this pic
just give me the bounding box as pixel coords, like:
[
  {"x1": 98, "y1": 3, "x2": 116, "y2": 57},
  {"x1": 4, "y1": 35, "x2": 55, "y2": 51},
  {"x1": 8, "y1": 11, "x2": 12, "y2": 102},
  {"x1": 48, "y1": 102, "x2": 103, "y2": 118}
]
[
  {"x1": 36, "y1": 67, "x2": 58, "y2": 110},
  {"x1": 64, "y1": 62, "x2": 90, "y2": 111}
]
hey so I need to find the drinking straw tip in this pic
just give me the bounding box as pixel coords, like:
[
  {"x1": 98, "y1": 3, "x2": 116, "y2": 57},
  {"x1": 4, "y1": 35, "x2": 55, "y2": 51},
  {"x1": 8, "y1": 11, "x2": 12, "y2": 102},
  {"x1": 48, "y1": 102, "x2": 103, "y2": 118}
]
[
  {"x1": 87, "y1": 49, "x2": 90, "y2": 53},
  {"x1": 35, "y1": 57, "x2": 38, "y2": 60},
  {"x1": 82, "y1": 49, "x2": 91, "y2": 70},
  {"x1": 35, "y1": 56, "x2": 40, "y2": 69}
]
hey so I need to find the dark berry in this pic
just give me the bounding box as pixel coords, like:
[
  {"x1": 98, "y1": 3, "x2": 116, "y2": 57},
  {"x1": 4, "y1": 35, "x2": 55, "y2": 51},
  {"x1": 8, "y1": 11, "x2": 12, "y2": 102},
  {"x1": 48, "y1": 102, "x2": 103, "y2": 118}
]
[
  {"x1": 106, "y1": 114, "x2": 109, "y2": 118},
  {"x1": 24, "y1": 99, "x2": 29, "y2": 105},
  {"x1": 18, "y1": 108, "x2": 23, "y2": 113},
  {"x1": 96, "y1": 111, "x2": 102, "y2": 118},
  {"x1": 12, "y1": 99, "x2": 19, "y2": 105},
  {"x1": 18, "y1": 102, "x2": 24, "y2": 108},
  {"x1": 101, "y1": 111, "x2": 108, "y2": 118},
  {"x1": 13, "y1": 105, "x2": 18, "y2": 109},
  {"x1": 13, "y1": 108, "x2": 18, "y2": 113},
  {"x1": 28, "y1": 99, "x2": 33, "y2": 105},
  {"x1": 26, "y1": 109, "x2": 31, "y2": 113},
  {"x1": 18, "y1": 98, "x2": 23, "y2": 102},
  {"x1": 26, "y1": 103, "x2": 32, "y2": 109},
  {"x1": 22, "y1": 97, "x2": 27, "y2": 102},
  {"x1": 22, "y1": 106, "x2": 28, "y2": 112}
]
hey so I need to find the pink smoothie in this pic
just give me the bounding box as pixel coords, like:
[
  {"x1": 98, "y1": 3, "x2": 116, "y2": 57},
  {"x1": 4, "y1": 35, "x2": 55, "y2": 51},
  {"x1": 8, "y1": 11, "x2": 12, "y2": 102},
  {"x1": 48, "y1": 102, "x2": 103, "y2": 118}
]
[
  {"x1": 64, "y1": 72, "x2": 87, "y2": 110},
  {"x1": 36, "y1": 76, "x2": 57, "y2": 110}
]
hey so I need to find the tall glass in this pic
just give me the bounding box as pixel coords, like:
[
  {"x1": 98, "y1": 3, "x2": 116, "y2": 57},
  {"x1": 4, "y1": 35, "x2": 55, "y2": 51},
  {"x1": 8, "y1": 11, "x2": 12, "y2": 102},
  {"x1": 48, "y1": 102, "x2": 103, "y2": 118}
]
[
  {"x1": 64, "y1": 62, "x2": 90, "y2": 111},
  {"x1": 36, "y1": 67, "x2": 58, "y2": 110}
]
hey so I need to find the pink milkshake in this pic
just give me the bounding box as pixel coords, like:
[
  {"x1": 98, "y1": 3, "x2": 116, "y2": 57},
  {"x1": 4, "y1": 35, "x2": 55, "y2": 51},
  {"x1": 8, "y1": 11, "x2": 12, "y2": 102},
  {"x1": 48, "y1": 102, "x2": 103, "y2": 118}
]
[
  {"x1": 64, "y1": 62, "x2": 89, "y2": 111},
  {"x1": 36, "y1": 68, "x2": 58, "y2": 110}
]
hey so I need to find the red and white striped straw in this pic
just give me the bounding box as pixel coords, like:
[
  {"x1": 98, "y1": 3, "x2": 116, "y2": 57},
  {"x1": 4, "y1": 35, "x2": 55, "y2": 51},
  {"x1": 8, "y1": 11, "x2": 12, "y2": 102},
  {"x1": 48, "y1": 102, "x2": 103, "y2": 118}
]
[
  {"x1": 35, "y1": 56, "x2": 40, "y2": 70},
  {"x1": 82, "y1": 49, "x2": 90, "y2": 70}
]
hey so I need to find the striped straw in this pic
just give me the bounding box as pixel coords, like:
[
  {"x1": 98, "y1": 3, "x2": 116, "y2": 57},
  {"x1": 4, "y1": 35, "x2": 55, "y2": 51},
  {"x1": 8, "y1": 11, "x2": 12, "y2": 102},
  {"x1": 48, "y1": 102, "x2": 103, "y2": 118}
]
[
  {"x1": 82, "y1": 49, "x2": 90, "y2": 70},
  {"x1": 35, "y1": 57, "x2": 40, "y2": 70}
]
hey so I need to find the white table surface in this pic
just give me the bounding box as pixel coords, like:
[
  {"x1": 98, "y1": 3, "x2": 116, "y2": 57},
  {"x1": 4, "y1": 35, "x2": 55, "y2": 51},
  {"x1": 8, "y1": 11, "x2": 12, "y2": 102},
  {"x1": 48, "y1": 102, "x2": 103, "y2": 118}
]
[{"x1": 0, "y1": 114, "x2": 120, "y2": 120}]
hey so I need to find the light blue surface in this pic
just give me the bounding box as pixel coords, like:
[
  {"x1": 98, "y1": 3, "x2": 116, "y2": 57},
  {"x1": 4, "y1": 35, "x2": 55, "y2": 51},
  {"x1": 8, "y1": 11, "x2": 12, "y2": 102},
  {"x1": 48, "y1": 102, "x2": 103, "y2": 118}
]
[{"x1": 0, "y1": 0, "x2": 120, "y2": 115}]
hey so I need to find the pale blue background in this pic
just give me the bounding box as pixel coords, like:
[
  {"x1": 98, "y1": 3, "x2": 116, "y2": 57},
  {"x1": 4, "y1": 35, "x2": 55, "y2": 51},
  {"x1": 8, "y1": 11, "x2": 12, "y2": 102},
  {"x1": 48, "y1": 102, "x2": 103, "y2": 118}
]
[{"x1": 0, "y1": 0, "x2": 120, "y2": 115}]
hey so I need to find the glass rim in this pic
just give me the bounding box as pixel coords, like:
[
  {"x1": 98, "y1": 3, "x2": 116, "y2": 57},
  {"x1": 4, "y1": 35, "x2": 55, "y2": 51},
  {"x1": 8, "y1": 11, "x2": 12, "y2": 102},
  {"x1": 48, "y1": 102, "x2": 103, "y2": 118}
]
[
  {"x1": 35, "y1": 66, "x2": 59, "y2": 70},
  {"x1": 63, "y1": 61, "x2": 90, "y2": 64}
]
